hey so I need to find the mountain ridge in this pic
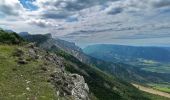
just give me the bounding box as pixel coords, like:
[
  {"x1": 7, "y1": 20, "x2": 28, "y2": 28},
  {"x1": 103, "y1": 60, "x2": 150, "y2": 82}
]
[{"x1": 83, "y1": 44, "x2": 170, "y2": 62}]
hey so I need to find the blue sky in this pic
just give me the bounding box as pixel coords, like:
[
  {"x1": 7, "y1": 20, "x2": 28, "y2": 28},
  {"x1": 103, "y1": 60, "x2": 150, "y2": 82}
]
[
  {"x1": 0, "y1": 0, "x2": 170, "y2": 47},
  {"x1": 19, "y1": 0, "x2": 37, "y2": 10}
]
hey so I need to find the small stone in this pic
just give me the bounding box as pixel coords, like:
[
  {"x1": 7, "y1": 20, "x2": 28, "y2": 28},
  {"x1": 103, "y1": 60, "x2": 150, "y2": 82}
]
[
  {"x1": 26, "y1": 80, "x2": 31, "y2": 84},
  {"x1": 57, "y1": 91, "x2": 60, "y2": 96},
  {"x1": 18, "y1": 59, "x2": 28, "y2": 64},
  {"x1": 26, "y1": 87, "x2": 30, "y2": 91},
  {"x1": 12, "y1": 68, "x2": 17, "y2": 71},
  {"x1": 41, "y1": 67, "x2": 47, "y2": 71}
]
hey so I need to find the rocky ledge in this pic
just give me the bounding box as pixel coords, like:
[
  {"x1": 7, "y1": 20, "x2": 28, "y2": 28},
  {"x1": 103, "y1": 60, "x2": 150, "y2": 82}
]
[{"x1": 13, "y1": 43, "x2": 90, "y2": 100}]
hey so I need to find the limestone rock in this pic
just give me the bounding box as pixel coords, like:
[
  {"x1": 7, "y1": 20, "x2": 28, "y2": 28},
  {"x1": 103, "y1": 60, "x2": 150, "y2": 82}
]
[{"x1": 50, "y1": 72, "x2": 90, "y2": 100}]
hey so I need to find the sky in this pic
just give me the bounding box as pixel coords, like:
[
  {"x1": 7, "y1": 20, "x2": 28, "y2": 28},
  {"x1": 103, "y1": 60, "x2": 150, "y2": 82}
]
[{"x1": 0, "y1": 0, "x2": 170, "y2": 47}]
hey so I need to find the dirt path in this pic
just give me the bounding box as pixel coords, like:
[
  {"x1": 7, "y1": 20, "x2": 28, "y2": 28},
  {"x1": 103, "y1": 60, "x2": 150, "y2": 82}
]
[{"x1": 132, "y1": 84, "x2": 170, "y2": 98}]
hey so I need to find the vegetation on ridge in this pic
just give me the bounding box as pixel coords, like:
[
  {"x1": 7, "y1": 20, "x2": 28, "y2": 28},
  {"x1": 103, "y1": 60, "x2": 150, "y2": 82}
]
[{"x1": 0, "y1": 29, "x2": 25, "y2": 44}]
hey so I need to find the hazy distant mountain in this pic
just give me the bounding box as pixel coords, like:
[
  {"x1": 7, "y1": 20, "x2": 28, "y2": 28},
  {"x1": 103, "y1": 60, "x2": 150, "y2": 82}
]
[
  {"x1": 4, "y1": 29, "x2": 15, "y2": 33},
  {"x1": 83, "y1": 44, "x2": 170, "y2": 63},
  {"x1": 21, "y1": 33, "x2": 52, "y2": 45},
  {"x1": 83, "y1": 44, "x2": 170, "y2": 82},
  {"x1": 19, "y1": 32, "x2": 30, "y2": 36}
]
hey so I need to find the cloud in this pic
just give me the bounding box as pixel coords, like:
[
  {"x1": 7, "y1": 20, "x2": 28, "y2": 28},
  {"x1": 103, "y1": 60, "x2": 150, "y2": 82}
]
[
  {"x1": 104, "y1": 1, "x2": 125, "y2": 15},
  {"x1": 32, "y1": 0, "x2": 119, "y2": 19},
  {"x1": 104, "y1": 0, "x2": 170, "y2": 15},
  {"x1": 34, "y1": 0, "x2": 116, "y2": 11},
  {"x1": 0, "y1": 0, "x2": 24, "y2": 16},
  {"x1": 68, "y1": 28, "x2": 114, "y2": 36},
  {"x1": 112, "y1": 33, "x2": 170, "y2": 39},
  {"x1": 41, "y1": 10, "x2": 71, "y2": 19},
  {"x1": 26, "y1": 19, "x2": 54, "y2": 27},
  {"x1": 151, "y1": 0, "x2": 170, "y2": 8},
  {"x1": 106, "y1": 7, "x2": 123, "y2": 15}
]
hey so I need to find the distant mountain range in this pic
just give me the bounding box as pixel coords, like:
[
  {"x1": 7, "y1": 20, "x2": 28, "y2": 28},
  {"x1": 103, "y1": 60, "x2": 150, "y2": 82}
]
[
  {"x1": 83, "y1": 44, "x2": 170, "y2": 63},
  {"x1": 19, "y1": 32, "x2": 30, "y2": 36}
]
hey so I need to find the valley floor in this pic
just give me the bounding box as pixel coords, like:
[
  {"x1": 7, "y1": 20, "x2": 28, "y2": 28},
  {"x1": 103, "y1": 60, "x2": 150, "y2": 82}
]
[{"x1": 132, "y1": 84, "x2": 170, "y2": 99}]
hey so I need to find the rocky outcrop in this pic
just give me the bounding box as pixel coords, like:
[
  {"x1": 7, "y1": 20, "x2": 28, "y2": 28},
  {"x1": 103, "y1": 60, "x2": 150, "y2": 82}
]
[
  {"x1": 13, "y1": 43, "x2": 90, "y2": 100},
  {"x1": 50, "y1": 73, "x2": 89, "y2": 100},
  {"x1": 20, "y1": 33, "x2": 91, "y2": 63}
]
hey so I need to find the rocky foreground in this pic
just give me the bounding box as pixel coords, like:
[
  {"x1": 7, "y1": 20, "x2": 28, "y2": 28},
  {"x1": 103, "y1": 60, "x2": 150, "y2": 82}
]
[{"x1": 0, "y1": 43, "x2": 90, "y2": 100}]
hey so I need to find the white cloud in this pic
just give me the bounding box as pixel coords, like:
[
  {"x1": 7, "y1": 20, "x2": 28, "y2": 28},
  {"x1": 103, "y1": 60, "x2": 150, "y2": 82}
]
[
  {"x1": 0, "y1": 0, "x2": 24, "y2": 16},
  {"x1": 32, "y1": 0, "x2": 120, "y2": 19},
  {"x1": 150, "y1": 0, "x2": 170, "y2": 8},
  {"x1": 27, "y1": 19, "x2": 54, "y2": 27},
  {"x1": 104, "y1": 0, "x2": 170, "y2": 15}
]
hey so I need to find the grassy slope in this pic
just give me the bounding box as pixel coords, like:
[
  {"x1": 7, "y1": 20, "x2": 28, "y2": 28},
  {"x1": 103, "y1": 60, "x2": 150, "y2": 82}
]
[
  {"x1": 0, "y1": 45, "x2": 58, "y2": 100},
  {"x1": 133, "y1": 84, "x2": 170, "y2": 99},
  {"x1": 148, "y1": 84, "x2": 170, "y2": 93}
]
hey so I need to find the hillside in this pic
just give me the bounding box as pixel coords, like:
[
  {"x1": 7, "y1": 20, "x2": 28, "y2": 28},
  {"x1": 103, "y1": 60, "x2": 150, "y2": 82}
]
[
  {"x1": 0, "y1": 29, "x2": 24, "y2": 44},
  {"x1": 20, "y1": 33, "x2": 170, "y2": 100},
  {"x1": 83, "y1": 44, "x2": 170, "y2": 83},
  {"x1": 0, "y1": 30, "x2": 90, "y2": 100},
  {"x1": 40, "y1": 43, "x2": 170, "y2": 100},
  {"x1": 52, "y1": 48, "x2": 149, "y2": 100}
]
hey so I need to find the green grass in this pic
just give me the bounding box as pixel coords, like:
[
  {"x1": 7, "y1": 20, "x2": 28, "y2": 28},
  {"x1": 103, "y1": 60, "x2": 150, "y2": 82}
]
[
  {"x1": 0, "y1": 45, "x2": 58, "y2": 100},
  {"x1": 142, "y1": 92, "x2": 170, "y2": 100},
  {"x1": 142, "y1": 65, "x2": 170, "y2": 74},
  {"x1": 128, "y1": 59, "x2": 170, "y2": 74},
  {"x1": 155, "y1": 87, "x2": 170, "y2": 93},
  {"x1": 122, "y1": 58, "x2": 170, "y2": 74},
  {"x1": 148, "y1": 83, "x2": 170, "y2": 93}
]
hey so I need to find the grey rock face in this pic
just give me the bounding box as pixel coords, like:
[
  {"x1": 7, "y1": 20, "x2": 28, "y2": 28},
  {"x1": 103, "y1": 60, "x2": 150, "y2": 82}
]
[
  {"x1": 50, "y1": 72, "x2": 90, "y2": 100},
  {"x1": 70, "y1": 74, "x2": 89, "y2": 100}
]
